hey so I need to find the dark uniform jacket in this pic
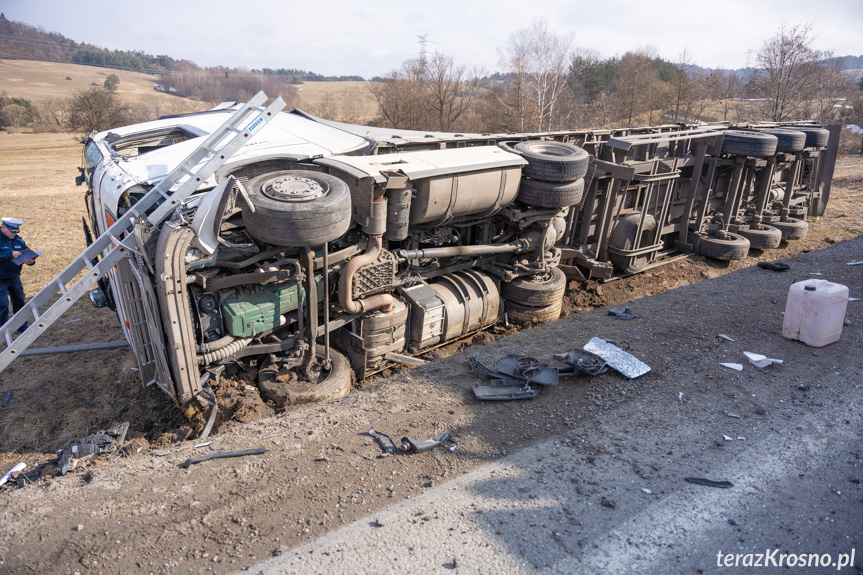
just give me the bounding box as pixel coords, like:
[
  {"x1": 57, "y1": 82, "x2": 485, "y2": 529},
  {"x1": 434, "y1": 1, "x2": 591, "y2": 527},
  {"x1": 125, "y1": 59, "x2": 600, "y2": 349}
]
[{"x1": 0, "y1": 234, "x2": 29, "y2": 279}]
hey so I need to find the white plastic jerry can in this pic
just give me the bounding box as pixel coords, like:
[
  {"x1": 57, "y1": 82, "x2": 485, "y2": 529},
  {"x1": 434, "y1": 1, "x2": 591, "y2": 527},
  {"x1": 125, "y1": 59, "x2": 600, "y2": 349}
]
[{"x1": 782, "y1": 279, "x2": 849, "y2": 347}]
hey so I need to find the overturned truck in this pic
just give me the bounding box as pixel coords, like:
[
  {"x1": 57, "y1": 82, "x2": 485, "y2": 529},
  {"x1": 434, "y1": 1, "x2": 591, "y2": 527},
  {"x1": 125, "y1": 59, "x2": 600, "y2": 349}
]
[{"x1": 0, "y1": 92, "x2": 841, "y2": 426}]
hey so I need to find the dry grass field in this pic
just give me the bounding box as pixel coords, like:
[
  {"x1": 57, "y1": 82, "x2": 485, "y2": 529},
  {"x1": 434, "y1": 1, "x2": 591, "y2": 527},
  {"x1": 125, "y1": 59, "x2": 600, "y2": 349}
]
[{"x1": 0, "y1": 59, "x2": 379, "y2": 123}]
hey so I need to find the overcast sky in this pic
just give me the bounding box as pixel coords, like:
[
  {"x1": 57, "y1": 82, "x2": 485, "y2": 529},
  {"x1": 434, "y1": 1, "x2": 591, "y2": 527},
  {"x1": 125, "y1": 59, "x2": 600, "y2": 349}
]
[{"x1": 2, "y1": 0, "x2": 861, "y2": 78}]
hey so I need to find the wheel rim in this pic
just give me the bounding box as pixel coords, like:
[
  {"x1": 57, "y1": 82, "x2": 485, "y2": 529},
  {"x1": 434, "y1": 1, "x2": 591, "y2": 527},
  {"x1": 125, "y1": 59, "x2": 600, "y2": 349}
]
[{"x1": 263, "y1": 175, "x2": 328, "y2": 202}]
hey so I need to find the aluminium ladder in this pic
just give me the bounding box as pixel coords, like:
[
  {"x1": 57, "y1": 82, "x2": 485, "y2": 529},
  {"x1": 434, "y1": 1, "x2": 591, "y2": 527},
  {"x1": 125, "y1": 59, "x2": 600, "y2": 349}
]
[{"x1": 0, "y1": 91, "x2": 286, "y2": 373}]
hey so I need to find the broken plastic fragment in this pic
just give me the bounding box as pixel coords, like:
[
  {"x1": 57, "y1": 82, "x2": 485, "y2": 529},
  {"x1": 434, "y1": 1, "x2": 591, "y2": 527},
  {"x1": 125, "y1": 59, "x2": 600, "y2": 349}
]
[
  {"x1": 720, "y1": 363, "x2": 744, "y2": 371},
  {"x1": 57, "y1": 422, "x2": 129, "y2": 475},
  {"x1": 401, "y1": 431, "x2": 449, "y2": 453},
  {"x1": 717, "y1": 334, "x2": 736, "y2": 342},
  {"x1": 608, "y1": 306, "x2": 637, "y2": 320},
  {"x1": 641, "y1": 487, "x2": 652, "y2": 494},
  {"x1": 810, "y1": 272, "x2": 823, "y2": 276},
  {"x1": 847, "y1": 261, "x2": 863, "y2": 266},
  {"x1": 723, "y1": 435, "x2": 733, "y2": 441},
  {"x1": 744, "y1": 351, "x2": 783, "y2": 368},
  {"x1": 685, "y1": 477, "x2": 734, "y2": 488},
  {"x1": 849, "y1": 297, "x2": 860, "y2": 302},
  {"x1": 368, "y1": 427, "x2": 399, "y2": 455},
  {"x1": 0, "y1": 462, "x2": 25, "y2": 487}
]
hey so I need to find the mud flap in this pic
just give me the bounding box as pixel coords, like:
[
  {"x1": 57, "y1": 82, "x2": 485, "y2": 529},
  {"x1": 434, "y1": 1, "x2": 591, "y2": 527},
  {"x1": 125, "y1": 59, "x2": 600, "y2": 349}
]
[{"x1": 472, "y1": 380, "x2": 541, "y2": 400}]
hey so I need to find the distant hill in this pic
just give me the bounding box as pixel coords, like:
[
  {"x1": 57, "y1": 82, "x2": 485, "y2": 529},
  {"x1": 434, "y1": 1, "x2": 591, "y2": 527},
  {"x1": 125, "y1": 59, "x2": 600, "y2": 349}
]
[{"x1": 0, "y1": 14, "x2": 365, "y2": 81}]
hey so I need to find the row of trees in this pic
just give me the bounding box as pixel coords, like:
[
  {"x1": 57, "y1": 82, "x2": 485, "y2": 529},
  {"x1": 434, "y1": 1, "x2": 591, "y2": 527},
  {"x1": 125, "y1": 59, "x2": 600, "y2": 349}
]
[{"x1": 368, "y1": 21, "x2": 860, "y2": 134}]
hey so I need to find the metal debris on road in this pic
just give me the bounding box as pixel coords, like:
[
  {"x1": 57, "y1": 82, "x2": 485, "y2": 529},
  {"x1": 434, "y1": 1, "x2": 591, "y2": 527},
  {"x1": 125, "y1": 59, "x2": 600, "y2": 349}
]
[
  {"x1": 180, "y1": 447, "x2": 269, "y2": 468},
  {"x1": 685, "y1": 477, "x2": 734, "y2": 488},
  {"x1": 368, "y1": 427, "x2": 449, "y2": 455},
  {"x1": 583, "y1": 337, "x2": 650, "y2": 379}
]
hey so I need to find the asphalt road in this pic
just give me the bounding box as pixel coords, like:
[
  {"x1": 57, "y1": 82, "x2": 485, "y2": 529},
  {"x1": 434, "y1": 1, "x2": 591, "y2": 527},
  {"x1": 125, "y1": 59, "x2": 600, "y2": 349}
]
[{"x1": 247, "y1": 238, "x2": 863, "y2": 575}]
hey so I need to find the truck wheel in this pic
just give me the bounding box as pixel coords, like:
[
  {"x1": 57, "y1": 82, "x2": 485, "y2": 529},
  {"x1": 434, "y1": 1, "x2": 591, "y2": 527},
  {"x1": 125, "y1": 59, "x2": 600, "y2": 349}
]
[
  {"x1": 738, "y1": 224, "x2": 782, "y2": 249},
  {"x1": 514, "y1": 141, "x2": 589, "y2": 182},
  {"x1": 770, "y1": 218, "x2": 808, "y2": 241},
  {"x1": 792, "y1": 127, "x2": 830, "y2": 148},
  {"x1": 695, "y1": 232, "x2": 750, "y2": 261},
  {"x1": 608, "y1": 212, "x2": 657, "y2": 273},
  {"x1": 517, "y1": 178, "x2": 585, "y2": 208},
  {"x1": 241, "y1": 170, "x2": 351, "y2": 247},
  {"x1": 720, "y1": 130, "x2": 778, "y2": 157},
  {"x1": 505, "y1": 299, "x2": 563, "y2": 326},
  {"x1": 756, "y1": 128, "x2": 806, "y2": 153},
  {"x1": 503, "y1": 267, "x2": 567, "y2": 307},
  {"x1": 258, "y1": 349, "x2": 353, "y2": 408}
]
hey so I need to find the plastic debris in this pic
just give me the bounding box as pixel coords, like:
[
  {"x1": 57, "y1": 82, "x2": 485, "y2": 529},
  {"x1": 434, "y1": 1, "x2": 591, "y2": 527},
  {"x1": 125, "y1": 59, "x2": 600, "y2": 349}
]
[
  {"x1": 727, "y1": 412, "x2": 741, "y2": 419},
  {"x1": 641, "y1": 487, "x2": 652, "y2": 494},
  {"x1": 847, "y1": 261, "x2": 863, "y2": 266},
  {"x1": 744, "y1": 351, "x2": 783, "y2": 368},
  {"x1": 849, "y1": 297, "x2": 860, "y2": 302},
  {"x1": 608, "y1": 306, "x2": 637, "y2": 320},
  {"x1": 57, "y1": 422, "x2": 129, "y2": 475},
  {"x1": 678, "y1": 392, "x2": 684, "y2": 402},
  {"x1": 717, "y1": 334, "x2": 736, "y2": 342},
  {"x1": 723, "y1": 435, "x2": 734, "y2": 441},
  {"x1": 583, "y1": 337, "x2": 650, "y2": 379},
  {"x1": 685, "y1": 477, "x2": 734, "y2": 488},
  {"x1": 1, "y1": 389, "x2": 13, "y2": 407},
  {"x1": 720, "y1": 363, "x2": 743, "y2": 371},
  {"x1": 0, "y1": 462, "x2": 25, "y2": 487},
  {"x1": 194, "y1": 441, "x2": 213, "y2": 448},
  {"x1": 757, "y1": 261, "x2": 790, "y2": 271}
]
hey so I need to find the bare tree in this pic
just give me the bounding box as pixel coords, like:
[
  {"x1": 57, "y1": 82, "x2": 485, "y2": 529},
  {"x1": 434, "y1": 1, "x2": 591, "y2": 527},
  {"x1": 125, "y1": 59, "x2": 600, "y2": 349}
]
[
  {"x1": 424, "y1": 52, "x2": 480, "y2": 131},
  {"x1": 369, "y1": 59, "x2": 428, "y2": 129},
  {"x1": 65, "y1": 87, "x2": 132, "y2": 134},
  {"x1": 751, "y1": 23, "x2": 829, "y2": 121},
  {"x1": 499, "y1": 19, "x2": 573, "y2": 131},
  {"x1": 614, "y1": 49, "x2": 663, "y2": 127},
  {"x1": 312, "y1": 92, "x2": 339, "y2": 120}
]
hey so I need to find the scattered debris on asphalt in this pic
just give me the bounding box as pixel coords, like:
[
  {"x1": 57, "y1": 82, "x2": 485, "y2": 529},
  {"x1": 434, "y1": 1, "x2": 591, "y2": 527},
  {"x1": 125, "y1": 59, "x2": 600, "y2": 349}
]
[
  {"x1": 180, "y1": 447, "x2": 269, "y2": 468},
  {"x1": 583, "y1": 337, "x2": 650, "y2": 379},
  {"x1": 846, "y1": 260, "x2": 863, "y2": 266},
  {"x1": 1, "y1": 389, "x2": 13, "y2": 407},
  {"x1": 685, "y1": 477, "x2": 734, "y2": 488},
  {"x1": 641, "y1": 487, "x2": 652, "y2": 494},
  {"x1": 720, "y1": 363, "x2": 744, "y2": 371},
  {"x1": 472, "y1": 381, "x2": 541, "y2": 401},
  {"x1": 0, "y1": 462, "x2": 25, "y2": 487},
  {"x1": 194, "y1": 441, "x2": 213, "y2": 448},
  {"x1": 757, "y1": 261, "x2": 791, "y2": 271},
  {"x1": 608, "y1": 306, "x2": 638, "y2": 320},
  {"x1": 727, "y1": 412, "x2": 741, "y2": 419},
  {"x1": 368, "y1": 428, "x2": 449, "y2": 455},
  {"x1": 57, "y1": 422, "x2": 129, "y2": 475},
  {"x1": 723, "y1": 435, "x2": 734, "y2": 441},
  {"x1": 744, "y1": 351, "x2": 783, "y2": 368},
  {"x1": 600, "y1": 496, "x2": 616, "y2": 508},
  {"x1": 849, "y1": 297, "x2": 860, "y2": 302},
  {"x1": 717, "y1": 334, "x2": 736, "y2": 342}
]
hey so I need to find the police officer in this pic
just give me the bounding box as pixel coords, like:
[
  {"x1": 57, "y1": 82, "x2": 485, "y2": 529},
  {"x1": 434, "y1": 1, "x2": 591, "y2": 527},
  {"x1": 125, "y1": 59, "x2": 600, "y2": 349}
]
[{"x1": 0, "y1": 217, "x2": 35, "y2": 333}]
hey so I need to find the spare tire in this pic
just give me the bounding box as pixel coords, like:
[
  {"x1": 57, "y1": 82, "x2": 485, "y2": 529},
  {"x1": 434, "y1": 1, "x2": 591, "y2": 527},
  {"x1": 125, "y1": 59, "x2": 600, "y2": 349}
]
[
  {"x1": 737, "y1": 224, "x2": 782, "y2": 250},
  {"x1": 503, "y1": 267, "x2": 567, "y2": 307},
  {"x1": 241, "y1": 170, "x2": 352, "y2": 247},
  {"x1": 720, "y1": 130, "x2": 778, "y2": 157},
  {"x1": 792, "y1": 126, "x2": 830, "y2": 148},
  {"x1": 755, "y1": 128, "x2": 806, "y2": 153},
  {"x1": 694, "y1": 232, "x2": 750, "y2": 261},
  {"x1": 514, "y1": 141, "x2": 589, "y2": 182},
  {"x1": 608, "y1": 212, "x2": 657, "y2": 274},
  {"x1": 505, "y1": 299, "x2": 563, "y2": 326},
  {"x1": 517, "y1": 177, "x2": 585, "y2": 208},
  {"x1": 770, "y1": 218, "x2": 808, "y2": 241}
]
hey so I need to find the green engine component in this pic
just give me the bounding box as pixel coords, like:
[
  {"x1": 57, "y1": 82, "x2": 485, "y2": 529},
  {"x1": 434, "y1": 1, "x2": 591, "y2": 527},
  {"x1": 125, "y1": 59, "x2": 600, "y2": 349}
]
[{"x1": 221, "y1": 275, "x2": 326, "y2": 337}]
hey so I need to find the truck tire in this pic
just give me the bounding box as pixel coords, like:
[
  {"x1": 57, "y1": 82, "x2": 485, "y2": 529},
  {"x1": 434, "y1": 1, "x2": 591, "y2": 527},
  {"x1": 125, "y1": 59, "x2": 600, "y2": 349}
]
[
  {"x1": 792, "y1": 126, "x2": 830, "y2": 148},
  {"x1": 608, "y1": 212, "x2": 657, "y2": 274},
  {"x1": 514, "y1": 141, "x2": 589, "y2": 182},
  {"x1": 694, "y1": 232, "x2": 750, "y2": 261},
  {"x1": 241, "y1": 170, "x2": 351, "y2": 247},
  {"x1": 738, "y1": 224, "x2": 782, "y2": 250},
  {"x1": 770, "y1": 218, "x2": 808, "y2": 240},
  {"x1": 502, "y1": 267, "x2": 567, "y2": 307},
  {"x1": 756, "y1": 128, "x2": 806, "y2": 153},
  {"x1": 720, "y1": 130, "x2": 778, "y2": 157},
  {"x1": 258, "y1": 349, "x2": 353, "y2": 407},
  {"x1": 505, "y1": 299, "x2": 563, "y2": 326},
  {"x1": 517, "y1": 177, "x2": 585, "y2": 208}
]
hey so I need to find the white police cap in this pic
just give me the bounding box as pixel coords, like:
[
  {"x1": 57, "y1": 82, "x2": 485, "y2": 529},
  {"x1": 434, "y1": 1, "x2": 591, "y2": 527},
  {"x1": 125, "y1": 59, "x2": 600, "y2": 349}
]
[{"x1": 1, "y1": 217, "x2": 24, "y2": 232}]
